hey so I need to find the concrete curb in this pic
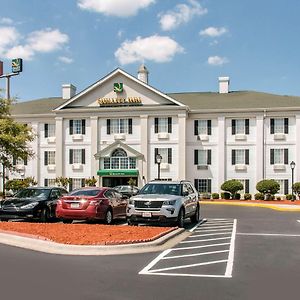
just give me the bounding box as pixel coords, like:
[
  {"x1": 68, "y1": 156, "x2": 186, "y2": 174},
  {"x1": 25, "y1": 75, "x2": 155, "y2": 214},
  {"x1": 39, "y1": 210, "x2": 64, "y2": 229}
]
[
  {"x1": 201, "y1": 201, "x2": 300, "y2": 212},
  {"x1": 0, "y1": 227, "x2": 188, "y2": 256}
]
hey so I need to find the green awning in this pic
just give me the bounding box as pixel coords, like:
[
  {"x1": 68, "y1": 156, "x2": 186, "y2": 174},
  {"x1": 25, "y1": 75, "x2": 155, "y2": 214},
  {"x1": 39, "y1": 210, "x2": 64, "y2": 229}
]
[{"x1": 97, "y1": 170, "x2": 139, "y2": 176}]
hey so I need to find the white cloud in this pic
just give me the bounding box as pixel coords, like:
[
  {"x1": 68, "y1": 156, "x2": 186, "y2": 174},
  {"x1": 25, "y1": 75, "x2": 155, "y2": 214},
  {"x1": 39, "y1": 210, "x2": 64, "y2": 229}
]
[
  {"x1": 117, "y1": 30, "x2": 124, "y2": 38},
  {"x1": 200, "y1": 27, "x2": 227, "y2": 37},
  {"x1": 78, "y1": 0, "x2": 155, "y2": 17},
  {"x1": 58, "y1": 56, "x2": 73, "y2": 64},
  {"x1": 207, "y1": 56, "x2": 229, "y2": 66},
  {"x1": 115, "y1": 35, "x2": 184, "y2": 65},
  {"x1": 0, "y1": 27, "x2": 69, "y2": 60},
  {"x1": 159, "y1": 0, "x2": 207, "y2": 31},
  {"x1": 0, "y1": 17, "x2": 13, "y2": 25}
]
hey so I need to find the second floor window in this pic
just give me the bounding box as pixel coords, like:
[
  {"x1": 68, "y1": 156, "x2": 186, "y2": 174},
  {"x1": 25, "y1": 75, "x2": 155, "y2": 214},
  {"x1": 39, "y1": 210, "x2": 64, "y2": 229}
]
[
  {"x1": 270, "y1": 118, "x2": 288, "y2": 134},
  {"x1": 69, "y1": 149, "x2": 86, "y2": 164},
  {"x1": 69, "y1": 119, "x2": 86, "y2": 135},
  {"x1": 232, "y1": 149, "x2": 249, "y2": 165},
  {"x1": 44, "y1": 151, "x2": 55, "y2": 165},
  {"x1": 44, "y1": 124, "x2": 55, "y2": 138},
  {"x1": 107, "y1": 119, "x2": 132, "y2": 134},
  {"x1": 194, "y1": 149, "x2": 211, "y2": 165},
  {"x1": 13, "y1": 157, "x2": 27, "y2": 166},
  {"x1": 232, "y1": 119, "x2": 249, "y2": 135},
  {"x1": 154, "y1": 117, "x2": 172, "y2": 133},
  {"x1": 154, "y1": 148, "x2": 172, "y2": 164},
  {"x1": 194, "y1": 120, "x2": 211, "y2": 135},
  {"x1": 270, "y1": 149, "x2": 288, "y2": 165}
]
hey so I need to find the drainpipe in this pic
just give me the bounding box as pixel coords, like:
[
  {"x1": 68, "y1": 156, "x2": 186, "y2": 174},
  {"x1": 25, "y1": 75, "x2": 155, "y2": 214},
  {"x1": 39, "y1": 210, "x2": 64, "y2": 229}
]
[{"x1": 263, "y1": 109, "x2": 267, "y2": 179}]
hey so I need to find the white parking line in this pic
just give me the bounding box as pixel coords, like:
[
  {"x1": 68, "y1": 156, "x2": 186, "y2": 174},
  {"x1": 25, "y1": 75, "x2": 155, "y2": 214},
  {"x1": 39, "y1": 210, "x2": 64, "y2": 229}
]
[
  {"x1": 238, "y1": 233, "x2": 300, "y2": 237},
  {"x1": 198, "y1": 225, "x2": 233, "y2": 229},
  {"x1": 162, "y1": 250, "x2": 229, "y2": 260},
  {"x1": 225, "y1": 219, "x2": 237, "y2": 277},
  {"x1": 189, "y1": 232, "x2": 232, "y2": 238},
  {"x1": 180, "y1": 237, "x2": 231, "y2": 244},
  {"x1": 170, "y1": 242, "x2": 231, "y2": 251},
  {"x1": 194, "y1": 228, "x2": 232, "y2": 233}
]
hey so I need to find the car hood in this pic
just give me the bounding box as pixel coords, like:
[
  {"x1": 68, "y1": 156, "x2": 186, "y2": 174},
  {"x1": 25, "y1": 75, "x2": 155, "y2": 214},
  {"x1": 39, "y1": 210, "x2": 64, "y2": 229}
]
[
  {"x1": 131, "y1": 194, "x2": 181, "y2": 201},
  {"x1": 1, "y1": 198, "x2": 41, "y2": 208}
]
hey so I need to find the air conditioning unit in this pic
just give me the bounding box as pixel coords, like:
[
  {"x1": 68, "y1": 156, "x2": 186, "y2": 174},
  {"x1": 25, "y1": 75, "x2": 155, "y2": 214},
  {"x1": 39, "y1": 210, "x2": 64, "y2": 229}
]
[
  {"x1": 47, "y1": 164, "x2": 56, "y2": 171},
  {"x1": 197, "y1": 165, "x2": 208, "y2": 170},
  {"x1": 114, "y1": 133, "x2": 126, "y2": 140},
  {"x1": 274, "y1": 133, "x2": 286, "y2": 141},
  {"x1": 235, "y1": 134, "x2": 247, "y2": 141},
  {"x1": 273, "y1": 164, "x2": 286, "y2": 171},
  {"x1": 235, "y1": 164, "x2": 247, "y2": 171},
  {"x1": 197, "y1": 134, "x2": 209, "y2": 141},
  {"x1": 158, "y1": 132, "x2": 170, "y2": 139},
  {"x1": 72, "y1": 134, "x2": 83, "y2": 141},
  {"x1": 72, "y1": 163, "x2": 83, "y2": 170},
  {"x1": 160, "y1": 163, "x2": 169, "y2": 170},
  {"x1": 47, "y1": 136, "x2": 56, "y2": 143}
]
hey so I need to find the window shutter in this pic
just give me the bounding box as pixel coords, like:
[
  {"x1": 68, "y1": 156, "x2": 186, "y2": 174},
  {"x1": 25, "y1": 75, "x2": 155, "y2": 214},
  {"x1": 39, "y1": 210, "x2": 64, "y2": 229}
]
[
  {"x1": 44, "y1": 179, "x2": 48, "y2": 187},
  {"x1": 284, "y1": 149, "x2": 288, "y2": 165},
  {"x1": 207, "y1": 150, "x2": 212, "y2": 165},
  {"x1": 154, "y1": 148, "x2": 158, "y2": 163},
  {"x1": 81, "y1": 179, "x2": 85, "y2": 187},
  {"x1": 69, "y1": 149, "x2": 73, "y2": 164},
  {"x1": 245, "y1": 149, "x2": 249, "y2": 165},
  {"x1": 168, "y1": 117, "x2": 172, "y2": 133},
  {"x1": 270, "y1": 149, "x2": 274, "y2": 165},
  {"x1": 284, "y1": 179, "x2": 289, "y2": 195},
  {"x1": 270, "y1": 118, "x2": 274, "y2": 134},
  {"x1": 208, "y1": 179, "x2": 212, "y2": 193},
  {"x1": 168, "y1": 148, "x2": 172, "y2": 164},
  {"x1": 245, "y1": 119, "x2": 250, "y2": 135},
  {"x1": 81, "y1": 149, "x2": 86, "y2": 164},
  {"x1": 128, "y1": 118, "x2": 132, "y2": 134},
  {"x1": 194, "y1": 179, "x2": 199, "y2": 191},
  {"x1": 245, "y1": 179, "x2": 250, "y2": 193},
  {"x1": 232, "y1": 119, "x2": 236, "y2": 135},
  {"x1": 82, "y1": 119, "x2": 86, "y2": 135},
  {"x1": 207, "y1": 120, "x2": 212, "y2": 135},
  {"x1": 69, "y1": 179, "x2": 73, "y2": 192},
  {"x1": 194, "y1": 120, "x2": 198, "y2": 135},
  {"x1": 45, "y1": 124, "x2": 49, "y2": 138},
  {"x1": 284, "y1": 118, "x2": 289, "y2": 134},
  {"x1": 107, "y1": 119, "x2": 111, "y2": 135},
  {"x1": 69, "y1": 120, "x2": 73, "y2": 135},
  {"x1": 194, "y1": 150, "x2": 198, "y2": 165},
  {"x1": 232, "y1": 150, "x2": 236, "y2": 165},
  {"x1": 44, "y1": 151, "x2": 48, "y2": 166},
  {"x1": 23, "y1": 157, "x2": 27, "y2": 166},
  {"x1": 154, "y1": 118, "x2": 158, "y2": 133}
]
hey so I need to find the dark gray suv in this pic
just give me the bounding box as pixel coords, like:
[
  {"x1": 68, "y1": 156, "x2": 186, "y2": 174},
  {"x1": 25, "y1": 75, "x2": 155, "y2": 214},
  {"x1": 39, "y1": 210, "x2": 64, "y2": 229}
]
[{"x1": 126, "y1": 180, "x2": 200, "y2": 227}]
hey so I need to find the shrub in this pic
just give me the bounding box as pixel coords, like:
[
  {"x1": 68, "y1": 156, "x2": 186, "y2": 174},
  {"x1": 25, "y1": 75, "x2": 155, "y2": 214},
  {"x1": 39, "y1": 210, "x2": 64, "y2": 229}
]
[
  {"x1": 256, "y1": 179, "x2": 280, "y2": 196},
  {"x1": 85, "y1": 177, "x2": 97, "y2": 187},
  {"x1": 255, "y1": 192, "x2": 264, "y2": 200},
  {"x1": 221, "y1": 180, "x2": 243, "y2": 198},
  {"x1": 201, "y1": 192, "x2": 211, "y2": 199},
  {"x1": 285, "y1": 194, "x2": 293, "y2": 200},
  {"x1": 232, "y1": 193, "x2": 241, "y2": 200},
  {"x1": 244, "y1": 193, "x2": 252, "y2": 200},
  {"x1": 5, "y1": 177, "x2": 37, "y2": 193},
  {"x1": 292, "y1": 182, "x2": 300, "y2": 199},
  {"x1": 212, "y1": 193, "x2": 219, "y2": 199},
  {"x1": 276, "y1": 196, "x2": 281, "y2": 201},
  {"x1": 221, "y1": 192, "x2": 231, "y2": 199}
]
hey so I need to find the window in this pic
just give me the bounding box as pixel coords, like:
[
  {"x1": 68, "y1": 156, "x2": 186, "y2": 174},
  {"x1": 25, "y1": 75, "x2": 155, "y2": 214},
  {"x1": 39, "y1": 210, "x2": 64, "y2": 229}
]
[
  {"x1": 13, "y1": 157, "x2": 27, "y2": 166},
  {"x1": 235, "y1": 179, "x2": 250, "y2": 193},
  {"x1": 44, "y1": 151, "x2": 55, "y2": 165},
  {"x1": 194, "y1": 120, "x2": 211, "y2": 135},
  {"x1": 107, "y1": 119, "x2": 132, "y2": 134},
  {"x1": 69, "y1": 149, "x2": 86, "y2": 164},
  {"x1": 232, "y1": 149, "x2": 249, "y2": 165},
  {"x1": 270, "y1": 118, "x2": 288, "y2": 134},
  {"x1": 194, "y1": 179, "x2": 212, "y2": 193},
  {"x1": 69, "y1": 119, "x2": 86, "y2": 135},
  {"x1": 69, "y1": 178, "x2": 85, "y2": 191},
  {"x1": 232, "y1": 119, "x2": 249, "y2": 135},
  {"x1": 194, "y1": 149, "x2": 211, "y2": 165},
  {"x1": 275, "y1": 179, "x2": 289, "y2": 195},
  {"x1": 44, "y1": 124, "x2": 55, "y2": 138},
  {"x1": 154, "y1": 117, "x2": 172, "y2": 133},
  {"x1": 154, "y1": 148, "x2": 172, "y2": 164},
  {"x1": 270, "y1": 149, "x2": 288, "y2": 165},
  {"x1": 103, "y1": 149, "x2": 136, "y2": 169},
  {"x1": 44, "y1": 178, "x2": 56, "y2": 187}
]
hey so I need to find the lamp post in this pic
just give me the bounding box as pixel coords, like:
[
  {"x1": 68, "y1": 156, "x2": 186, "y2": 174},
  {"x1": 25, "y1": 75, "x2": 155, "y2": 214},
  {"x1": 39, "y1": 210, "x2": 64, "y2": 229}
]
[
  {"x1": 156, "y1": 153, "x2": 162, "y2": 180},
  {"x1": 290, "y1": 161, "x2": 296, "y2": 201}
]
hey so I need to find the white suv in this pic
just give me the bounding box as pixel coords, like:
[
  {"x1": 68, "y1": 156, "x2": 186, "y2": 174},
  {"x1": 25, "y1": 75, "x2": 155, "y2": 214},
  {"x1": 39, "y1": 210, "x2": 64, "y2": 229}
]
[{"x1": 126, "y1": 181, "x2": 200, "y2": 227}]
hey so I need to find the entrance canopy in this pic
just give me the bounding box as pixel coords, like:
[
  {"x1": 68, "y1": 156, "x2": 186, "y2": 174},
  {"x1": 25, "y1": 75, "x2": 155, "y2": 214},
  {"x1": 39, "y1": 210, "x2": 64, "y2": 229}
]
[{"x1": 97, "y1": 170, "x2": 139, "y2": 176}]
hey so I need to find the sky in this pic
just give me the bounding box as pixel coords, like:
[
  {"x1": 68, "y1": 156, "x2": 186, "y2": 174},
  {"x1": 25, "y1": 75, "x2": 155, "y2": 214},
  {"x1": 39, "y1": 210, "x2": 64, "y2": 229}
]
[{"x1": 0, "y1": 0, "x2": 300, "y2": 102}]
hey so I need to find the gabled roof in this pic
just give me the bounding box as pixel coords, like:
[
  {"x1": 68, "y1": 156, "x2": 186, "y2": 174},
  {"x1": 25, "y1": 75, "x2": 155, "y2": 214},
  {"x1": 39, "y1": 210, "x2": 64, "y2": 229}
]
[{"x1": 55, "y1": 68, "x2": 185, "y2": 111}]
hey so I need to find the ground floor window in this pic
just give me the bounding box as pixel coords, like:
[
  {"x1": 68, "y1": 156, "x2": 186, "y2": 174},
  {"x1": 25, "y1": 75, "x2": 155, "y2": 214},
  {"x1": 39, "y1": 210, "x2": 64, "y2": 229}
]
[
  {"x1": 235, "y1": 179, "x2": 249, "y2": 194},
  {"x1": 69, "y1": 178, "x2": 85, "y2": 191},
  {"x1": 275, "y1": 179, "x2": 289, "y2": 195},
  {"x1": 44, "y1": 178, "x2": 56, "y2": 187},
  {"x1": 194, "y1": 179, "x2": 211, "y2": 193}
]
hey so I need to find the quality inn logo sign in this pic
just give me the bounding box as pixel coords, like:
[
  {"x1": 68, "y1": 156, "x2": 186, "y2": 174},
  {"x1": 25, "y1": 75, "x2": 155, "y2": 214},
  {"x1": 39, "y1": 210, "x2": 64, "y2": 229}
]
[{"x1": 114, "y1": 83, "x2": 123, "y2": 93}]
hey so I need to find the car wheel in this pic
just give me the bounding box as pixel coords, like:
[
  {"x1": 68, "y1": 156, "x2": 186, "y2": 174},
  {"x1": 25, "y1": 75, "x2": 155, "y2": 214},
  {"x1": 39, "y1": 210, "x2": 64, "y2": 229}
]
[
  {"x1": 40, "y1": 208, "x2": 50, "y2": 223},
  {"x1": 177, "y1": 208, "x2": 185, "y2": 228},
  {"x1": 104, "y1": 209, "x2": 113, "y2": 225},
  {"x1": 62, "y1": 219, "x2": 73, "y2": 224},
  {"x1": 190, "y1": 205, "x2": 200, "y2": 223}
]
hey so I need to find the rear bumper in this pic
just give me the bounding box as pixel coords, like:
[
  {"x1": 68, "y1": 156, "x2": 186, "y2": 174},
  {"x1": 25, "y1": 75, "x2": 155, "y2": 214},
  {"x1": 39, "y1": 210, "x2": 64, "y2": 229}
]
[{"x1": 56, "y1": 206, "x2": 102, "y2": 220}]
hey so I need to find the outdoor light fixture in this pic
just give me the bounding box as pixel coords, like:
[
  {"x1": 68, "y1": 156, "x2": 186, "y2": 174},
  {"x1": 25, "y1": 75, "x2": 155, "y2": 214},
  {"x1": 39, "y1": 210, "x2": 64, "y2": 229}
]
[
  {"x1": 156, "y1": 153, "x2": 162, "y2": 180},
  {"x1": 290, "y1": 161, "x2": 296, "y2": 201}
]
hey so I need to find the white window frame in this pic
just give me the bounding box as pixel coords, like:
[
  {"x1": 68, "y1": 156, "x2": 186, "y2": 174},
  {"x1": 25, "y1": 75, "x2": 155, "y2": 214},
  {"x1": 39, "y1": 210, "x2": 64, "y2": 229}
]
[
  {"x1": 198, "y1": 120, "x2": 208, "y2": 135},
  {"x1": 46, "y1": 151, "x2": 56, "y2": 165},
  {"x1": 73, "y1": 120, "x2": 83, "y2": 134},
  {"x1": 235, "y1": 119, "x2": 245, "y2": 134},
  {"x1": 274, "y1": 118, "x2": 284, "y2": 134},
  {"x1": 73, "y1": 149, "x2": 82, "y2": 164},
  {"x1": 157, "y1": 117, "x2": 168, "y2": 133},
  {"x1": 110, "y1": 119, "x2": 129, "y2": 134},
  {"x1": 235, "y1": 149, "x2": 245, "y2": 164},
  {"x1": 274, "y1": 149, "x2": 284, "y2": 164},
  {"x1": 47, "y1": 124, "x2": 55, "y2": 137}
]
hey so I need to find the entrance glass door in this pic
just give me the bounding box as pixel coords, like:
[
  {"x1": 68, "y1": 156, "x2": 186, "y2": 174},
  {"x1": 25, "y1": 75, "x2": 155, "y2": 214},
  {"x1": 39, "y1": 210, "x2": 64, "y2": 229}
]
[{"x1": 102, "y1": 177, "x2": 138, "y2": 187}]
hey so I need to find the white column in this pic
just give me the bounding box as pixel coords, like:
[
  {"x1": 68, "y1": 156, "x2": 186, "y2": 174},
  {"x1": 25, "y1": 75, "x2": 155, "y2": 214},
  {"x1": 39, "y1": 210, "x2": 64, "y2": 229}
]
[
  {"x1": 296, "y1": 114, "x2": 300, "y2": 182},
  {"x1": 140, "y1": 115, "x2": 148, "y2": 184},
  {"x1": 90, "y1": 116, "x2": 98, "y2": 180},
  {"x1": 218, "y1": 116, "x2": 226, "y2": 190},
  {"x1": 256, "y1": 115, "x2": 264, "y2": 183},
  {"x1": 178, "y1": 113, "x2": 186, "y2": 180},
  {"x1": 31, "y1": 122, "x2": 40, "y2": 184},
  {"x1": 55, "y1": 117, "x2": 63, "y2": 177}
]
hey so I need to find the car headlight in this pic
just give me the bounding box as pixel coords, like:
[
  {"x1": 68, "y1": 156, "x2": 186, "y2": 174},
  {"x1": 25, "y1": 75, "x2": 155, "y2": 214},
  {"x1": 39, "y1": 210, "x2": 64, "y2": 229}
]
[
  {"x1": 163, "y1": 200, "x2": 177, "y2": 206},
  {"x1": 20, "y1": 202, "x2": 39, "y2": 209}
]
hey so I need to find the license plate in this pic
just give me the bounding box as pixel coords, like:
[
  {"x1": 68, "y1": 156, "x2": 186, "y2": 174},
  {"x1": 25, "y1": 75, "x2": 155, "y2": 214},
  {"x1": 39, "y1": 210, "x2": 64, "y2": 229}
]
[
  {"x1": 71, "y1": 203, "x2": 80, "y2": 209},
  {"x1": 142, "y1": 212, "x2": 152, "y2": 218}
]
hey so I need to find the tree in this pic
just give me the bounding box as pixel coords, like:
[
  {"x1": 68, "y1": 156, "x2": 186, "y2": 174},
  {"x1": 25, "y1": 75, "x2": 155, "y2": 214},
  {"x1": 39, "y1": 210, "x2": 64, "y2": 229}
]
[
  {"x1": 5, "y1": 177, "x2": 37, "y2": 193},
  {"x1": 292, "y1": 182, "x2": 300, "y2": 200},
  {"x1": 256, "y1": 179, "x2": 280, "y2": 199},
  {"x1": 0, "y1": 95, "x2": 34, "y2": 197},
  {"x1": 55, "y1": 177, "x2": 71, "y2": 189},
  {"x1": 221, "y1": 179, "x2": 243, "y2": 199},
  {"x1": 85, "y1": 177, "x2": 97, "y2": 186}
]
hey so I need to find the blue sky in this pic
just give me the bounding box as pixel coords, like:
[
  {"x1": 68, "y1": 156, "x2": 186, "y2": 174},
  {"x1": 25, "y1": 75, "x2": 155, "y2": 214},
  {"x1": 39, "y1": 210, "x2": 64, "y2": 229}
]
[{"x1": 0, "y1": 0, "x2": 300, "y2": 101}]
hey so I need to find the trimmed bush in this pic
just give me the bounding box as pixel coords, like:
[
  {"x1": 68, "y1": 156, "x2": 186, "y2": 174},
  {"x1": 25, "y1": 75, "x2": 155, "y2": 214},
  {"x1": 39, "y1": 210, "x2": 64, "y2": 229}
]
[
  {"x1": 256, "y1": 179, "x2": 280, "y2": 196},
  {"x1": 255, "y1": 192, "x2": 264, "y2": 200},
  {"x1": 292, "y1": 182, "x2": 300, "y2": 199},
  {"x1": 212, "y1": 193, "x2": 219, "y2": 199},
  {"x1": 221, "y1": 192, "x2": 231, "y2": 199},
  {"x1": 201, "y1": 193, "x2": 211, "y2": 199},
  {"x1": 276, "y1": 196, "x2": 281, "y2": 201},
  {"x1": 285, "y1": 194, "x2": 293, "y2": 200},
  {"x1": 244, "y1": 193, "x2": 252, "y2": 200},
  {"x1": 221, "y1": 180, "x2": 243, "y2": 199},
  {"x1": 233, "y1": 193, "x2": 241, "y2": 200}
]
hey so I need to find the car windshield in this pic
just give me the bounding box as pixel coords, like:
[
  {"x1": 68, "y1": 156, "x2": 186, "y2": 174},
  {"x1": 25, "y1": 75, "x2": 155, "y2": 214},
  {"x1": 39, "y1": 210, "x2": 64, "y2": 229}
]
[
  {"x1": 15, "y1": 189, "x2": 50, "y2": 200},
  {"x1": 138, "y1": 183, "x2": 180, "y2": 196},
  {"x1": 70, "y1": 189, "x2": 100, "y2": 196}
]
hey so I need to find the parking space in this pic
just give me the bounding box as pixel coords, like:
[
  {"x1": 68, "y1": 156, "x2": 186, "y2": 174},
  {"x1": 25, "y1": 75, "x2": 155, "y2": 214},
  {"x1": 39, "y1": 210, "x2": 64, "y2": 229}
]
[{"x1": 140, "y1": 218, "x2": 237, "y2": 278}]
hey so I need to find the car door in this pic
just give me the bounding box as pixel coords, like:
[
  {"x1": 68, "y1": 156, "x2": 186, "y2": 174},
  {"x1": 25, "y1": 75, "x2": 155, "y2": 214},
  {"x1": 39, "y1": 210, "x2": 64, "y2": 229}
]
[
  {"x1": 113, "y1": 190, "x2": 127, "y2": 216},
  {"x1": 104, "y1": 190, "x2": 119, "y2": 217},
  {"x1": 187, "y1": 183, "x2": 198, "y2": 214},
  {"x1": 182, "y1": 183, "x2": 192, "y2": 215}
]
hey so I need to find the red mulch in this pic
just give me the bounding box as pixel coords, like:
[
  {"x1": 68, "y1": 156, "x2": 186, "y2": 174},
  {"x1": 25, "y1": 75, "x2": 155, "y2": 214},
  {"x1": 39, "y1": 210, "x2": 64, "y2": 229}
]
[
  {"x1": 200, "y1": 199, "x2": 300, "y2": 205},
  {"x1": 0, "y1": 223, "x2": 175, "y2": 245}
]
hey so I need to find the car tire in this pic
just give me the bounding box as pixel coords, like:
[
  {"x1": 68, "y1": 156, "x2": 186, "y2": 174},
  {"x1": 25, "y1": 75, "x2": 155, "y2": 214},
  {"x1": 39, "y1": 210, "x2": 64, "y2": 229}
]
[
  {"x1": 62, "y1": 219, "x2": 73, "y2": 224},
  {"x1": 40, "y1": 208, "x2": 50, "y2": 223},
  {"x1": 177, "y1": 208, "x2": 185, "y2": 228},
  {"x1": 190, "y1": 205, "x2": 200, "y2": 223},
  {"x1": 104, "y1": 209, "x2": 113, "y2": 225}
]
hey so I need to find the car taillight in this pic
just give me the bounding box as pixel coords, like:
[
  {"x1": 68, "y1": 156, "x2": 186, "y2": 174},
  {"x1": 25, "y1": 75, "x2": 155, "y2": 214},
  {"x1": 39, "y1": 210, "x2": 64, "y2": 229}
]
[{"x1": 89, "y1": 200, "x2": 101, "y2": 206}]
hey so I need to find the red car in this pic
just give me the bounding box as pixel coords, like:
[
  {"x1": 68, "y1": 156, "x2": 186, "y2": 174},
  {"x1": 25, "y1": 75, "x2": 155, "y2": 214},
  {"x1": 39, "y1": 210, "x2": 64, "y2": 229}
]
[{"x1": 56, "y1": 187, "x2": 128, "y2": 224}]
